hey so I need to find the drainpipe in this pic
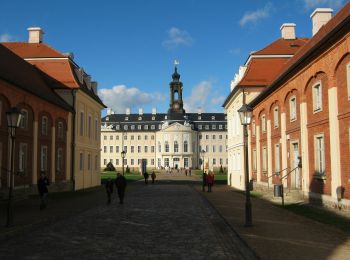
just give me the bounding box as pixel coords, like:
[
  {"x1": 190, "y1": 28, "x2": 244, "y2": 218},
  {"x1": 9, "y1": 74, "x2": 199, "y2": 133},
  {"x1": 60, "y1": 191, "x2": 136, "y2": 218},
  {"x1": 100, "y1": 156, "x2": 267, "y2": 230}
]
[{"x1": 71, "y1": 89, "x2": 76, "y2": 191}]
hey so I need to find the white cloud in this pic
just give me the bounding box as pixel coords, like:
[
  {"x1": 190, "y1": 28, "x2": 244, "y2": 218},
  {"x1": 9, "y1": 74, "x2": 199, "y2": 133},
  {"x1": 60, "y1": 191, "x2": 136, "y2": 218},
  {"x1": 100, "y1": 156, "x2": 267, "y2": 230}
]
[
  {"x1": 98, "y1": 85, "x2": 166, "y2": 113},
  {"x1": 239, "y1": 3, "x2": 272, "y2": 26},
  {"x1": 162, "y1": 27, "x2": 194, "y2": 49},
  {"x1": 302, "y1": 0, "x2": 344, "y2": 10},
  {"x1": 184, "y1": 81, "x2": 224, "y2": 113},
  {"x1": 229, "y1": 48, "x2": 241, "y2": 55},
  {"x1": 0, "y1": 33, "x2": 13, "y2": 42}
]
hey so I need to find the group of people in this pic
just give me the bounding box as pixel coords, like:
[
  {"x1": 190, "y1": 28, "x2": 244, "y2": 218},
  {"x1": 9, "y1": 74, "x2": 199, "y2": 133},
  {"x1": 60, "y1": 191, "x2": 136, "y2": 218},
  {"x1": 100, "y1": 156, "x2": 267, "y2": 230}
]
[
  {"x1": 105, "y1": 172, "x2": 127, "y2": 204},
  {"x1": 143, "y1": 171, "x2": 156, "y2": 184},
  {"x1": 202, "y1": 171, "x2": 215, "y2": 192}
]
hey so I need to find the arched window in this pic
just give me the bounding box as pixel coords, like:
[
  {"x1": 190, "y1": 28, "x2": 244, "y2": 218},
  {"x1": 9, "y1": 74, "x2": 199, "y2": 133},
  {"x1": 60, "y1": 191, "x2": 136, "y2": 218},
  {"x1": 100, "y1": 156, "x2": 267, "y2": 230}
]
[
  {"x1": 165, "y1": 141, "x2": 169, "y2": 153},
  {"x1": 41, "y1": 116, "x2": 48, "y2": 136},
  {"x1": 289, "y1": 96, "x2": 297, "y2": 121},
  {"x1": 183, "y1": 141, "x2": 188, "y2": 153},
  {"x1": 158, "y1": 142, "x2": 161, "y2": 153},
  {"x1": 174, "y1": 90, "x2": 179, "y2": 100},
  {"x1": 174, "y1": 141, "x2": 179, "y2": 153},
  {"x1": 57, "y1": 121, "x2": 64, "y2": 139},
  {"x1": 20, "y1": 109, "x2": 28, "y2": 129}
]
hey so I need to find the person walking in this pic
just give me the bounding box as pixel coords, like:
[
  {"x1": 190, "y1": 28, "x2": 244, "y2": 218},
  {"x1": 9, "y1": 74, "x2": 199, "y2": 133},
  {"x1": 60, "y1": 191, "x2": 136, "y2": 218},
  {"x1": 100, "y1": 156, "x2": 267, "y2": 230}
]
[
  {"x1": 115, "y1": 173, "x2": 127, "y2": 204},
  {"x1": 207, "y1": 171, "x2": 214, "y2": 192},
  {"x1": 151, "y1": 171, "x2": 156, "y2": 184},
  {"x1": 202, "y1": 171, "x2": 207, "y2": 192},
  {"x1": 105, "y1": 178, "x2": 114, "y2": 204},
  {"x1": 143, "y1": 171, "x2": 149, "y2": 184},
  {"x1": 38, "y1": 172, "x2": 50, "y2": 210}
]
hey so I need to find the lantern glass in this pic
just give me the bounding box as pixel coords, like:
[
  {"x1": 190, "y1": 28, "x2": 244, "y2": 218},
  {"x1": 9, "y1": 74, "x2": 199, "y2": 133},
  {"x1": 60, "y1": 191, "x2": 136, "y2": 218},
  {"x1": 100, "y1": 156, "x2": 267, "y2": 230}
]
[
  {"x1": 6, "y1": 107, "x2": 23, "y2": 128},
  {"x1": 121, "y1": 150, "x2": 126, "y2": 158},
  {"x1": 238, "y1": 104, "x2": 253, "y2": 126}
]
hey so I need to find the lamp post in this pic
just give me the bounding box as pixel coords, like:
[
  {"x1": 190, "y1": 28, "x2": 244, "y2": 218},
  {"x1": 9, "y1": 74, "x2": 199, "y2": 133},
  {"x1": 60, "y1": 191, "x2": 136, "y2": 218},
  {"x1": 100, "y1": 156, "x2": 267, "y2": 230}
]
[
  {"x1": 200, "y1": 149, "x2": 206, "y2": 191},
  {"x1": 238, "y1": 100, "x2": 253, "y2": 227},
  {"x1": 6, "y1": 107, "x2": 23, "y2": 227},
  {"x1": 121, "y1": 150, "x2": 126, "y2": 176}
]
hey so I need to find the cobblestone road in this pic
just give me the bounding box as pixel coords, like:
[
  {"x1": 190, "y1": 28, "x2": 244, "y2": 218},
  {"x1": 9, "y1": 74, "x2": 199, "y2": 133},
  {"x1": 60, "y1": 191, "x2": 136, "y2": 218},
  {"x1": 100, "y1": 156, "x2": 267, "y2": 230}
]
[{"x1": 0, "y1": 179, "x2": 257, "y2": 259}]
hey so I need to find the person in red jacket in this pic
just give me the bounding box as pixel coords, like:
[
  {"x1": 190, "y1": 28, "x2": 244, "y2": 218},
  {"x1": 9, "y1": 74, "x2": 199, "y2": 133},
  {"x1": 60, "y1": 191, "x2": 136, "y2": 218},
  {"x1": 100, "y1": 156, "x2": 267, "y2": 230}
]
[{"x1": 206, "y1": 171, "x2": 214, "y2": 192}]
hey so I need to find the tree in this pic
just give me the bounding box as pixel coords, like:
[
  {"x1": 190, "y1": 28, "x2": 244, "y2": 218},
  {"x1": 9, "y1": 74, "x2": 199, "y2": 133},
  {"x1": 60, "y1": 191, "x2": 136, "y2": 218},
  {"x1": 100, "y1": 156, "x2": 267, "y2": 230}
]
[{"x1": 104, "y1": 162, "x2": 115, "y2": 172}]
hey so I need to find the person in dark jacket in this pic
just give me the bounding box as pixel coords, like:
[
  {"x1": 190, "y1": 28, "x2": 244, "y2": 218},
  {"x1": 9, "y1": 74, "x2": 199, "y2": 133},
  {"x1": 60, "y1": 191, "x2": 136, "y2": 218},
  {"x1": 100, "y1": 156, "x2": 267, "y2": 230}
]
[
  {"x1": 143, "y1": 171, "x2": 149, "y2": 184},
  {"x1": 207, "y1": 171, "x2": 215, "y2": 192},
  {"x1": 202, "y1": 171, "x2": 207, "y2": 192},
  {"x1": 38, "y1": 172, "x2": 50, "y2": 210},
  {"x1": 151, "y1": 171, "x2": 156, "y2": 184},
  {"x1": 105, "y1": 178, "x2": 114, "y2": 204},
  {"x1": 115, "y1": 173, "x2": 127, "y2": 204}
]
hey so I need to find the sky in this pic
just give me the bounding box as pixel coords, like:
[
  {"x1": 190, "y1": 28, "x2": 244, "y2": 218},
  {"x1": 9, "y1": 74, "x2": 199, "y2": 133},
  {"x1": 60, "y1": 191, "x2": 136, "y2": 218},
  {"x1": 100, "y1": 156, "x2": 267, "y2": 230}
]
[{"x1": 0, "y1": 0, "x2": 347, "y2": 114}]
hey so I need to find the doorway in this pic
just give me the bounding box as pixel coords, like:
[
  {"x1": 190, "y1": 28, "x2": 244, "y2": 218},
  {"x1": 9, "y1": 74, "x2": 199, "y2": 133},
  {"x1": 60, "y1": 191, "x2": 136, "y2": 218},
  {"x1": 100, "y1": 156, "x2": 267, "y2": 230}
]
[{"x1": 290, "y1": 142, "x2": 300, "y2": 189}]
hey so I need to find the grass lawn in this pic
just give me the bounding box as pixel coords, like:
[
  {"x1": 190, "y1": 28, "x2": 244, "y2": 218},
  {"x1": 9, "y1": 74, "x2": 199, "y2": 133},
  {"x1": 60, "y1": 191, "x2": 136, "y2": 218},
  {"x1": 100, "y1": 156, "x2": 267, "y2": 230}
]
[
  {"x1": 276, "y1": 203, "x2": 350, "y2": 234},
  {"x1": 101, "y1": 171, "x2": 144, "y2": 183}
]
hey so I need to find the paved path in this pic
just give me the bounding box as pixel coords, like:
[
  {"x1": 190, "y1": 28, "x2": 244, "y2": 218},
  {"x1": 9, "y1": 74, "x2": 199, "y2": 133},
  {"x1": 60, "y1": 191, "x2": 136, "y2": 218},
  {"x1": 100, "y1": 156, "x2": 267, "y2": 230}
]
[{"x1": 0, "y1": 175, "x2": 257, "y2": 259}]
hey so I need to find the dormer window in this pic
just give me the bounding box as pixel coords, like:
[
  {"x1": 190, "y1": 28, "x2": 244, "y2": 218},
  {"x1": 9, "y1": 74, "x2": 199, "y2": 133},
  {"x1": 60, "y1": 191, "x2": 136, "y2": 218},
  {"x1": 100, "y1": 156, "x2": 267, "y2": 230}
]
[
  {"x1": 205, "y1": 125, "x2": 209, "y2": 130},
  {"x1": 212, "y1": 125, "x2": 216, "y2": 130},
  {"x1": 131, "y1": 125, "x2": 135, "y2": 130},
  {"x1": 198, "y1": 125, "x2": 202, "y2": 130},
  {"x1": 125, "y1": 116, "x2": 129, "y2": 121},
  {"x1": 115, "y1": 125, "x2": 120, "y2": 130},
  {"x1": 151, "y1": 125, "x2": 155, "y2": 130},
  {"x1": 219, "y1": 125, "x2": 223, "y2": 130},
  {"x1": 124, "y1": 125, "x2": 128, "y2": 130},
  {"x1": 152, "y1": 116, "x2": 155, "y2": 120},
  {"x1": 211, "y1": 116, "x2": 215, "y2": 120},
  {"x1": 165, "y1": 115, "x2": 167, "y2": 120},
  {"x1": 138, "y1": 125, "x2": 142, "y2": 130},
  {"x1": 144, "y1": 125, "x2": 148, "y2": 130},
  {"x1": 138, "y1": 116, "x2": 142, "y2": 120},
  {"x1": 106, "y1": 116, "x2": 109, "y2": 121},
  {"x1": 198, "y1": 116, "x2": 202, "y2": 120}
]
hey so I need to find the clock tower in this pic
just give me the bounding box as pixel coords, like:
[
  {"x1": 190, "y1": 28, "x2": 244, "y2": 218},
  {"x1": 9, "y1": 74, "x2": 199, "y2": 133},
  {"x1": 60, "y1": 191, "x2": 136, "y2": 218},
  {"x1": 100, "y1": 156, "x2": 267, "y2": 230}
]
[{"x1": 168, "y1": 65, "x2": 185, "y2": 115}]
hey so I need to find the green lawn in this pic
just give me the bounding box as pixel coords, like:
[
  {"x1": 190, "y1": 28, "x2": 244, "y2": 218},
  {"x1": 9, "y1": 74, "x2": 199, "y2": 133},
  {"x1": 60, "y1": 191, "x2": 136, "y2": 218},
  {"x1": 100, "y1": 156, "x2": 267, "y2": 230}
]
[{"x1": 101, "y1": 171, "x2": 144, "y2": 183}]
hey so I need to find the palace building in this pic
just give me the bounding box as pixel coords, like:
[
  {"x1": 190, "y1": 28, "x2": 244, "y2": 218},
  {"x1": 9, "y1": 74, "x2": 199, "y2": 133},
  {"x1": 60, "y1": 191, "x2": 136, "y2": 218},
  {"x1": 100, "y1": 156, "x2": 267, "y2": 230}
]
[{"x1": 101, "y1": 67, "x2": 228, "y2": 171}]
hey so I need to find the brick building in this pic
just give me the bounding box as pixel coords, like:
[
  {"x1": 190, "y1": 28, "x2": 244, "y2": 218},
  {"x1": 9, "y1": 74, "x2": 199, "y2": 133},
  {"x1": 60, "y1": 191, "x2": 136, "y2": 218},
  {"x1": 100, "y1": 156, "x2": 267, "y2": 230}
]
[{"x1": 248, "y1": 4, "x2": 350, "y2": 208}]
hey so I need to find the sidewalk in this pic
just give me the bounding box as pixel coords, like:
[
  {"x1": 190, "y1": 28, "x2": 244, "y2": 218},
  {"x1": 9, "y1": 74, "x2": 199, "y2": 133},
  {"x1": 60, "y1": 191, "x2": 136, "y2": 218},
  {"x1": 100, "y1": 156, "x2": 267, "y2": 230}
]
[{"x1": 200, "y1": 185, "x2": 350, "y2": 260}]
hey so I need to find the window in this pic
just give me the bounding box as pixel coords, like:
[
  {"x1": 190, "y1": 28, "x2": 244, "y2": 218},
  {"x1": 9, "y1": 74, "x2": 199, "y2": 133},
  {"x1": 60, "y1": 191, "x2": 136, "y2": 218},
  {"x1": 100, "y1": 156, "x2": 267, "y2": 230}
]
[
  {"x1": 212, "y1": 135, "x2": 216, "y2": 140},
  {"x1": 138, "y1": 146, "x2": 141, "y2": 153},
  {"x1": 213, "y1": 158, "x2": 216, "y2": 165},
  {"x1": 88, "y1": 154, "x2": 91, "y2": 171},
  {"x1": 116, "y1": 136, "x2": 119, "y2": 140},
  {"x1": 315, "y1": 135, "x2": 325, "y2": 174},
  {"x1": 103, "y1": 146, "x2": 107, "y2": 153},
  {"x1": 219, "y1": 135, "x2": 222, "y2": 140},
  {"x1": 253, "y1": 149, "x2": 257, "y2": 171},
  {"x1": 151, "y1": 125, "x2": 155, "y2": 130},
  {"x1": 110, "y1": 135, "x2": 113, "y2": 140},
  {"x1": 205, "y1": 145, "x2": 208, "y2": 152},
  {"x1": 124, "y1": 135, "x2": 127, "y2": 140},
  {"x1": 20, "y1": 109, "x2": 28, "y2": 129},
  {"x1": 211, "y1": 116, "x2": 215, "y2": 120},
  {"x1": 115, "y1": 125, "x2": 120, "y2": 130},
  {"x1": 205, "y1": 135, "x2": 209, "y2": 140},
  {"x1": 219, "y1": 145, "x2": 222, "y2": 152},
  {"x1": 138, "y1": 125, "x2": 142, "y2": 130},
  {"x1": 41, "y1": 146, "x2": 48, "y2": 171},
  {"x1": 151, "y1": 135, "x2": 155, "y2": 140},
  {"x1": 274, "y1": 144, "x2": 280, "y2": 173},
  {"x1": 212, "y1": 145, "x2": 216, "y2": 153},
  {"x1": 42, "y1": 116, "x2": 48, "y2": 136},
  {"x1": 151, "y1": 146, "x2": 155, "y2": 153},
  {"x1": 131, "y1": 146, "x2": 134, "y2": 153},
  {"x1": 124, "y1": 159, "x2": 127, "y2": 165},
  {"x1": 144, "y1": 146, "x2": 148, "y2": 153},
  {"x1": 138, "y1": 135, "x2": 141, "y2": 140},
  {"x1": 205, "y1": 125, "x2": 209, "y2": 130},
  {"x1": 123, "y1": 146, "x2": 127, "y2": 153},
  {"x1": 347, "y1": 62, "x2": 350, "y2": 99},
  {"x1": 131, "y1": 159, "x2": 134, "y2": 165},
  {"x1": 290, "y1": 96, "x2": 297, "y2": 121},
  {"x1": 131, "y1": 135, "x2": 134, "y2": 140},
  {"x1": 79, "y1": 112, "x2": 84, "y2": 136},
  {"x1": 95, "y1": 119, "x2": 98, "y2": 140},
  {"x1": 184, "y1": 141, "x2": 188, "y2": 153},
  {"x1": 19, "y1": 143, "x2": 27, "y2": 173},
  {"x1": 184, "y1": 158, "x2": 189, "y2": 168},
  {"x1": 138, "y1": 159, "x2": 141, "y2": 165},
  {"x1": 199, "y1": 135, "x2": 202, "y2": 140},
  {"x1": 261, "y1": 115, "x2": 266, "y2": 133},
  {"x1": 262, "y1": 146, "x2": 267, "y2": 172},
  {"x1": 57, "y1": 148, "x2": 63, "y2": 172},
  {"x1": 151, "y1": 159, "x2": 155, "y2": 165},
  {"x1": 219, "y1": 125, "x2": 223, "y2": 130},
  {"x1": 165, "y1": 141, "x2": 169, "y2": 152},
  {"x1": 174, "y1": 141, "x2": 179, "y2": 153},
  {"x1": 104, "y1": 136, "x2": 107, "y2": 140},
  {"x1": 104, "y1": 159, "x2": 107, "y2": 165},
  {"x1": 116, "y1": 146, "x2": 119, "y2": 153},
  {"x1": 79, "y1": 152, "x2": 84, "y2": 171},
  {"x1": 124, "y1": 125, "x2": 128, "y2": 130},
  {"x1": 145, "y1": 135, "x2": 148, "y2": 140},
  {"x1": 219, "y1": 158, "x2": 223, "y2": 165},
  {"x1": 274, "y1": 107, "x2": 279, "y2": 128},
  {"x1": 164, "y1": 158, "x2": 169, "y2": 167},
  {"x1": 110, "y1": 146, "x2": 113, "y2": 153},
  {"x1": 198, "y1": 125, "x2": 202, "y2": 130},
  {"x1": 212, "y1": 125, "x2": 216, "y2": 130},
  {"x1": 198, "y1": 116, "x2": 201, "y2": 120},
  {"x1": 313, "y1": 83, "x2": 322, "y2": 112},
  {"x1": 144, "y1": 125, "x2": 148, "y2": 130},
  {"x1": 88, "y1": 115, "x2": 92, "y2": 138},
  {"x1": 158, "y1": 142, "x2": 161, "y2": 152},
  {"x1": 57, "y1": 121, "x2": 64, "y2": 139},
  {"x1": 158, "y1": 158, "x2": 161, "y2": 167}
]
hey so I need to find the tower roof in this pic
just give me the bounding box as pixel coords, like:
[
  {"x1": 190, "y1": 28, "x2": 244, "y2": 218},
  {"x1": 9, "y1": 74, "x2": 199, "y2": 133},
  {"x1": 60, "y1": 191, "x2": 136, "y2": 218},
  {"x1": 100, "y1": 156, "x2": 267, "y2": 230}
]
[{"x1": 172, "y1": 66, "x2": 180, "y2": 82}]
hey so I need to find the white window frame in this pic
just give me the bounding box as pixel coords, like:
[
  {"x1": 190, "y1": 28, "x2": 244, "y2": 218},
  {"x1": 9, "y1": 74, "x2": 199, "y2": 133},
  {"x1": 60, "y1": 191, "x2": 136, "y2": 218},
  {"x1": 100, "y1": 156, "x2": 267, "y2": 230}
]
[
  {"x1": 174, "y1": 141, "x2": 179, "y2": 153},
  {"x1": 347, "y1": 62, "x2": 350, "y2": 99},
  {"x1": 20, "y1": 109, "x2": 28, "y2": 129},
  {"x1": 314, "y1": 134, "x2": 325, "y2": 175},
  {"x1": 289, "y1": 96, "x2": 297, "y2": 122},
  {"x1": 252, "y1": 149, "x2": 257, "y2": 171},
  {"x1": 262, "y1": 146, "x2": 267, "y2": 172},
  {"x1": 312, "y1": 82, "x2": 323, "y2": 113},
  {"x1": 40, "y1": 145, "x2": 48, "y2": 171},
  {"x1": 273, "y1": 107, "x2": 279, "y2": 128},
  {"x1": 184, "y1": 141, "x2": 188, "y2": 153},
  {"x1": 261, "y1": 115, "x2": 266, "y2": 133},
  {"x1": 42, "y1": 116, "x2": 48, "y2": 136},
  {"x1": 19, "y1": 143, "x2": 28, "y2": 173},
  {"x1": 274, "y1": 144, "x2": 280, "y2": 173}
]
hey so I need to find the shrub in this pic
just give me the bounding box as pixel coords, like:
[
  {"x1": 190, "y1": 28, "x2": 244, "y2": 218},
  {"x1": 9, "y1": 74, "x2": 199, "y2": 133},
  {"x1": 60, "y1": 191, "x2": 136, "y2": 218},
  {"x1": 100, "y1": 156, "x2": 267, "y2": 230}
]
[
  {"x1": 104, "y1": 162, "x2": 115, "y2": 172},
  {"x1": 126, "y1": 165, "x2": 130, "y2": 173}
]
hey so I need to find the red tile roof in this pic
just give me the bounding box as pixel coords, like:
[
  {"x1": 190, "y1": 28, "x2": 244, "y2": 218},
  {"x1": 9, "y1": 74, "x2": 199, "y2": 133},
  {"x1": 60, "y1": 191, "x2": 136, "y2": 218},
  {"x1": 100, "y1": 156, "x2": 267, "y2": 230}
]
[
  {"x1": 1, "y1": 42, "x2": 66, "y2": 58},
  {"x1": 239, "y1": 58, "x2": 289, "y2": 86},
  {"x1": 0, "y1": 44, "x2": 72, "y2": 111},
  {"x1": 254, "y1": 38, "x2": 309, "y2": 55},
  {"x1": 250, "y1": 1, "x2": 350, "y2": 107}
]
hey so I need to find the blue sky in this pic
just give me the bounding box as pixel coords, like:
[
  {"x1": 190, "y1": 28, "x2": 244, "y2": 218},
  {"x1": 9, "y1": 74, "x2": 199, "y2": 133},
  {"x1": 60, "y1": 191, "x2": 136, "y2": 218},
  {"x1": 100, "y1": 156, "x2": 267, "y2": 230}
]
[{"x1": 0, "y1": 0, "x2": 346, "y2": 114}]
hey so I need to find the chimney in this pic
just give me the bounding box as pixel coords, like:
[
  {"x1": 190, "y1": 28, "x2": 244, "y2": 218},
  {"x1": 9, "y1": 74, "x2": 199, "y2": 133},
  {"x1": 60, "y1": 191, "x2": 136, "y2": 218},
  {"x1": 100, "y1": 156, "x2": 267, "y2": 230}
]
[
  {"x1": 139, "y1": 108, "x2": 143, "y2": 115},
  {"x1": 28, "y1": 27, "x2": 44, "y2": 43},
  {"x1": 310, "y1": 8, "x2": 333, "y2": 36},
  {"x1": 280, "y1": 23, "x2": 296, "y2": 40},
  {"x1": 107, "y1": 108, "x2": 112, "y2": 115},
  {"x1": 152, "y1": 108, "x2": 157, "y2": 115},
  {"x1": 126, "y1": 108, "x2": 131, "y2": 115},
  {"x1": 91, "y1": 81, "x2": 98, "y2": 94}
]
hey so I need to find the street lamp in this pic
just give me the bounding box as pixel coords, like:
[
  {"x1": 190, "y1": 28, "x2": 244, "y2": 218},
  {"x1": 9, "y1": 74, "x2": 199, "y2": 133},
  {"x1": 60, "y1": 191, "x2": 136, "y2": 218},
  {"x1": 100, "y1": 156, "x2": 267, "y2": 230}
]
[
  {"x1": 200, "y1": 149, "x2": 206, "y2": 191},
  {"x1": 121, "y1": 150, "x2": 126, "y2": 176},
  {"x1": 6, "y1": 107, "x2": 23, "y2": 227},
  {"x1": 238, "y1": 102, "x2": 253, "y2": 227}
]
